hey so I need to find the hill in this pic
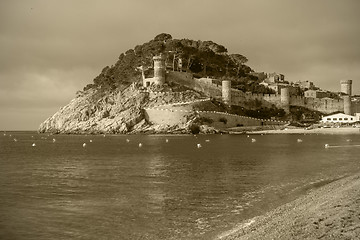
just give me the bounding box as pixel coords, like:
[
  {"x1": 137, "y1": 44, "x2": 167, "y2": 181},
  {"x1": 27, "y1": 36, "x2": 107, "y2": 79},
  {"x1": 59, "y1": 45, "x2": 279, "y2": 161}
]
[{"x1": 39, "y1": 33, "x2": 284, "y2": 134}]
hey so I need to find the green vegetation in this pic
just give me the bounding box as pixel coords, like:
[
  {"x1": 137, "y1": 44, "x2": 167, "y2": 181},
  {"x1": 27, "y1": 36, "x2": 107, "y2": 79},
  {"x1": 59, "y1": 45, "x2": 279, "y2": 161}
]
[
  {"x1": 289, "y1": 106, "x2": 323, "y2": 123},
  {"x1": 219, "y1": 117, "x2": 228, "y2": 124},
  {"x1": 197, "y1": 116, "x2": 214, "y2": 124},
  {"x1": 230, "y1": 105, "x2": 286, "y2": 120},
  {"x1": 189, "y1": 124, "x2": 200, "y2": 134},
  {"x1": 233, "y1": 81, "x2": 276, "y2": 94},
  {"x1": 83, "y1": 33, "x2": 258, "y2": 92}
]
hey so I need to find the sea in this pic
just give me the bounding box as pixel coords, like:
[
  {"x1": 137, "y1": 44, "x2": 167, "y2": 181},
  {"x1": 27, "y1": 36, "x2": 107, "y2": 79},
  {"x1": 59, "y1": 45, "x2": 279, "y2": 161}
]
[{"x1": 0, "y1": 131, "x2": 359, "y2": 240}]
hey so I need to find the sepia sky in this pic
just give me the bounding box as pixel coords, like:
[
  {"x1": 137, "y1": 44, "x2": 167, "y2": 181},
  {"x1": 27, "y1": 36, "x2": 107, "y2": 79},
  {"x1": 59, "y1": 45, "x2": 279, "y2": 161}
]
[{"x1": 1, "y1": 0, "x2": 360, "y2": 130}]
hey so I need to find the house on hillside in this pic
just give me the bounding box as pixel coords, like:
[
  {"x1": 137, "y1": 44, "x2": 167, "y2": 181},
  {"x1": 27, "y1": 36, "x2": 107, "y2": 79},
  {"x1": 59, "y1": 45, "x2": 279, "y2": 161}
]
[
  {"x1": 304, "y1": 90, "x2": 329, "y2": 99},
  {"x1": 321, "y1": 113, "x2": 357, "y2": 124},
  {"x1": 294, "y1": 80, "x2": 314, "y2": 90}
]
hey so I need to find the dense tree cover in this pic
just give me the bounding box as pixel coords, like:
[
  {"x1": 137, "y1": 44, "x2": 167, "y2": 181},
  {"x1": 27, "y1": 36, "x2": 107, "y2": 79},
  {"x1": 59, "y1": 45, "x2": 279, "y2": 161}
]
[
  {"x1": 83, "y1": 33, "x2": 258, "y2": 91},
  {"x1": 230, "y1": 105, "x2": 286, "y2": 120},
  {"x1": 289, "y1": 106, "x2": 322, "y2": 123},
  {"x1": 233, "y1": 80, "x2": 276, "y2": 94}
]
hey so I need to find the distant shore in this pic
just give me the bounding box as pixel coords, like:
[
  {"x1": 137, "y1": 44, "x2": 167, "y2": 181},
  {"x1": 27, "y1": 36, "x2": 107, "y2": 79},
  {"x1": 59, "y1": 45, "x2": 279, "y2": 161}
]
[
  {"x1": 217, "y1": 173, "x2": 360, "y2": 239},
  {"x1": 248, "y1": 126, "x2": 360, "y2": 135},
  {"x1": 226, "y1": 125, "x2": 360, "y2": 135}
]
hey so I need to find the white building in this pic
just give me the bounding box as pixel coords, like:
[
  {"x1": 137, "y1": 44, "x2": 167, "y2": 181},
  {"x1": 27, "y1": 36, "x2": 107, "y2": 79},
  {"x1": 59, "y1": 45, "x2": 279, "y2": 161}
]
[{"x1": 321, "y1": 113, "x2": 357, "y2": 124}]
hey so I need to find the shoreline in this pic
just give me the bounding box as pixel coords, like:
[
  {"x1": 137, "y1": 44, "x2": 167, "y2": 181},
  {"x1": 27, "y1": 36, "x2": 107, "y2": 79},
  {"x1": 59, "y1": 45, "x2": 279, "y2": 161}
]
[
  {"x1": 246, "y1": 126, "x2": 360, "y2": 135},
  {"x1": 217, "y1": 173, "x2": 360, "y2": 239}
]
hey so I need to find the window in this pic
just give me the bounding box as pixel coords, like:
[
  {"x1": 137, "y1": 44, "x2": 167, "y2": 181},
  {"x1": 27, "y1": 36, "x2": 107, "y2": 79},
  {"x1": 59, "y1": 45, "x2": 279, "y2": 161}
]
[
  {"x1": 327, "y1": 118, "x2": 331, "y2": 120},
  {"x1": 344, "y1": 118, "x2": 348, "y2": 120},
  {"x1": 333, "y1": 118, "x2": 337, "y2": 120},
  {"x1": 339, "y1": 118, "x2": 343, "y2": 120},
  {"x1": 351, "y1": 118, "x2": 353, "y2": 120}
]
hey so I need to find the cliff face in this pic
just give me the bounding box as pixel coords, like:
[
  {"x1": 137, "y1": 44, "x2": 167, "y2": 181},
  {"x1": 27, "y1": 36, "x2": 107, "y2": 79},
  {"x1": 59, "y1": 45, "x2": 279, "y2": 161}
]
[{"x1": 38, "y1": 83, "x2": 205, "y2": 134}]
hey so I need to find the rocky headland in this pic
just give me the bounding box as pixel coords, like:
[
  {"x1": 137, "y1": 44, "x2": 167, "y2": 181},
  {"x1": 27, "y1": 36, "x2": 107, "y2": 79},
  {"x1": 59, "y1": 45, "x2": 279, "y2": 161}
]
[
  {"x1": 38, "y1": 33, "x2": 274, "y2": 134},
  {"x1": 40, "y1": 33, "x2": 348, "y2": 134},
  {"x1": 38, "y1": 82, "x2": 215, "y2": 134}
]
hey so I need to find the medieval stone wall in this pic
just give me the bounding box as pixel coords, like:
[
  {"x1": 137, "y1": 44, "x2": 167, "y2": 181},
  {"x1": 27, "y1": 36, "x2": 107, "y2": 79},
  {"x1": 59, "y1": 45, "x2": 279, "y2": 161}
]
[{"x1": 166, "y1": 71, "x2": 346, "y2": 114}]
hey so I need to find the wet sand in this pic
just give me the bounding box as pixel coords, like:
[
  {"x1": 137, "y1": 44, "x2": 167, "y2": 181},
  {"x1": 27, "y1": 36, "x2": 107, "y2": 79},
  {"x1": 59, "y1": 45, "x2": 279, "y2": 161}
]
[{"x1": 217, "y1": 174, "x2": 360, "y2": 240}]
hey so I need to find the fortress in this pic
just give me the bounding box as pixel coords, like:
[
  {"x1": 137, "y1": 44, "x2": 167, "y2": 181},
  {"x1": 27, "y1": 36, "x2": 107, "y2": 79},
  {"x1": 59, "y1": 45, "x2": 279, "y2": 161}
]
[{"x1": 141, "y1": 55, "x2": 357, "y2": 119}]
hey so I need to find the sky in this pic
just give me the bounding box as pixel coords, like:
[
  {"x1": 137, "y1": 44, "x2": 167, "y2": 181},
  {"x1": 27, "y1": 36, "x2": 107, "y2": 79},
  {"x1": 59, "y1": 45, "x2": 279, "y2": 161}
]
[{"x1": 1, "y1": 0, "x2": 360, "y2": 130}]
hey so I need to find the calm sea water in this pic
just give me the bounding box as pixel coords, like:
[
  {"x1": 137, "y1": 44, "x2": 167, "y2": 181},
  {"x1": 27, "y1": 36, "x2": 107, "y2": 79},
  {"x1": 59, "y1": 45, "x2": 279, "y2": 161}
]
[{"x1": 0, "y1": 132, "x2": 359, "y2": 240}]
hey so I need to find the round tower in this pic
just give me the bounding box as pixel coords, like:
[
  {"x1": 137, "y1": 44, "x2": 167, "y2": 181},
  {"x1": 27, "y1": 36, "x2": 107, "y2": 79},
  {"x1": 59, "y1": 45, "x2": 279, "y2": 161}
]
[
  {"x1": 343, "y1": 95, "x2": 352, "y2": 115},
  {"x1": 280, "y1": 87, "x2": 290, "y2": 113},
  {"x1": 340, "y1": 80, "x2": 352, "y2": 96},
  {"x1": 222, "y1": 80, "x2": 231, "y2": 106},
  {"x1": 153, "y1": 55, "x2": 166, "y2": 85}
]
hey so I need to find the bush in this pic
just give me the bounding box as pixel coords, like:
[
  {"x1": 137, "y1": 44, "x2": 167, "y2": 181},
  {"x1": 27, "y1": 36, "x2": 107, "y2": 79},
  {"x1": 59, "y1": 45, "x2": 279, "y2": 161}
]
[
  {"x1": 199, "y1": 117, "x2": 213, "y2": 124},
  {"x1": 189, "y1": 124, "x2": 200, "y2": 134},
  {"x1": 219, "y1": 117, "x2": 228, "y2": 124}
]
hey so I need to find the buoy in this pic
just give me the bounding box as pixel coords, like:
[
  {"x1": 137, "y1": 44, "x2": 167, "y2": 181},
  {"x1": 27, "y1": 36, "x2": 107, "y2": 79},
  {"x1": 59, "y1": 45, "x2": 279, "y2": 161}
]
[
  {"x1": 13, "y1": 138, "x2": 17, "y2": 142},
  {"x1": 346, "y1": 139, "x2": 351, "y2": 142},
  {"x1": 324, "y1": 144, "x2": 329, "y2": 148},
  {"x1": 138, "y1": 143, "x2": 142, "y2": 147},
  {"x1": 32, "y1": 143, "x2": 36, "y2": 147},
  {"x1": 52, "y1": 138, "x2": 56, "y2": 142},
  {"x1": 205, "y1": 139, "x2": 210, "y2": 142},
  {"x1": 247, "y1": 135, "x2": 249, "y2": 138},
  {"x1": 251, "y1": 138, "x2": 256, "y2": 143},
  {"x1": 197, "y1": 143, "x2": 202, "y2": 148},
  {"x1": 83, "y1": 143, "x2": 86, "y2": 147},
  {"x1": 165, "y1": 139, "x2": 169, "y2": 143},
  {"x1": 126, "y1": 139, "x2": 130, "y2": 143},
  {"x1": 89, "y1": 139, "x2": 93, "y2": 143},
  {"x1": 297, "y1": 139, "x2": 303, "y2": 143}
]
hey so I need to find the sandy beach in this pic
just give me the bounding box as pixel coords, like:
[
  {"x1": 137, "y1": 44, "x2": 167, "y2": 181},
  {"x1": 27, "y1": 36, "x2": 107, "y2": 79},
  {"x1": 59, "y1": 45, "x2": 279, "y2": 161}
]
[
  {"x1": 217, "y1": 173, "x2": 360, "y2": 240},
  {"x1": 247, "y1": 126, "x2": 360, "y2": 135}
]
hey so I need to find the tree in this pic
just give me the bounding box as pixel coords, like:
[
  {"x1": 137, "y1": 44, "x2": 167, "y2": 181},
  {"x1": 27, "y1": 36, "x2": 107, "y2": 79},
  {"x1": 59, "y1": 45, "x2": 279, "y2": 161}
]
[
  {"x1": 230, "y1": 54, "x2": 248, "y2": 77},
  {"x1": 154, "y1": 33, "x2": 173, "y2": 42}
]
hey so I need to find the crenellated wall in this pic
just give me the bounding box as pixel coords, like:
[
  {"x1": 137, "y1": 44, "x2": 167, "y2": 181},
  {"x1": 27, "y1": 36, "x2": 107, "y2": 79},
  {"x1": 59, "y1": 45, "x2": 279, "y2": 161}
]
[{"x1": 166, "y1": 71, "x2": 347, "y2": 114}]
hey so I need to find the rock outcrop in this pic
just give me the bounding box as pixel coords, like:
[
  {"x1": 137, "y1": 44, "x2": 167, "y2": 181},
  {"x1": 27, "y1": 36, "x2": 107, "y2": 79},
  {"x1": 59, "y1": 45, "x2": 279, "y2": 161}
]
[{"x1": 38, "y1": 83, "x2": 207, "y2": 134}]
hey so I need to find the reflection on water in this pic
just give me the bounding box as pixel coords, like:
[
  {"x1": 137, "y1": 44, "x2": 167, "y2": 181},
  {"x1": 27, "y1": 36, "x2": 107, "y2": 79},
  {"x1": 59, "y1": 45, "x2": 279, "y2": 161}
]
[{"x1": 0, "y1": 132, "x2": 360, "y2": 239}]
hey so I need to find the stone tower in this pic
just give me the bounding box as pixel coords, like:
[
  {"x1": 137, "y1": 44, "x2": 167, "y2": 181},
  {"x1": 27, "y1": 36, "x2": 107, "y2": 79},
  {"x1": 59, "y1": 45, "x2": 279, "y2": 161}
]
[
  {"x1": 343, "y1": 95, "x2": 352, "y2": 115},
  {"x1": 153, "y1": 55, "x2": 166, "y2": 85},
  {"x1": 222, "y1": 80, "x2": 231, "y2": 106},
  {"x1": 340, "y1": 80, "x2": 352, "y2": 96},
  {"x1": 340, "y1": 80, "x2": 353, "y2": 115},
  {"x1": 280, "y1": 87, "x2": 290, "y2": 113}
]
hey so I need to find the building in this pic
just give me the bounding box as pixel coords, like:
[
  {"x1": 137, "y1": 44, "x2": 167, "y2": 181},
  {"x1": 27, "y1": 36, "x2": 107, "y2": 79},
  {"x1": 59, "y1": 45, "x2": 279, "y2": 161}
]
[
  {"x1": 264, "y1": 72, "x2": 285, "y2": 83},
  {"x1": 294, "y1": 80, "x2": 314, "y2": 90},
  {"x1": 142, "y1": 55, "x2": 166, "y2": 87},
  {"x1": 321, "y1": 113, "x2": 357, "y2": 124},
  {"x1": 304, "y1": 90, "x2": 329, "y2": 99}
]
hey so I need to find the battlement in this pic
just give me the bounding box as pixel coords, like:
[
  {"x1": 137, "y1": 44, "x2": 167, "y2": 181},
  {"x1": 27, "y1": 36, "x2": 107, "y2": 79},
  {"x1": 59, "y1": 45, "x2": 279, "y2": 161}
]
[
  {"x1": 340, "y1": 79, "x2": 352, "y2": 85},
  {"x1": 164, "y1": 70, "x2": 351, "y2": 115},
  {"x1": 340, "y1": 79, "x2": 352, "y2": 96}
]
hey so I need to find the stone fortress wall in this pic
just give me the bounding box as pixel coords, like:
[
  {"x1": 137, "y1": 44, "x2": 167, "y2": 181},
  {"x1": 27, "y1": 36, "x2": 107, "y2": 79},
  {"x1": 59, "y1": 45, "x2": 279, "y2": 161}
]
[
  {"x1": 143, "y1": 55, "x2": 356, "y2": 129},
  {"x1": 167, "y1": 71, "x2": 348, "y2": 114}
]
